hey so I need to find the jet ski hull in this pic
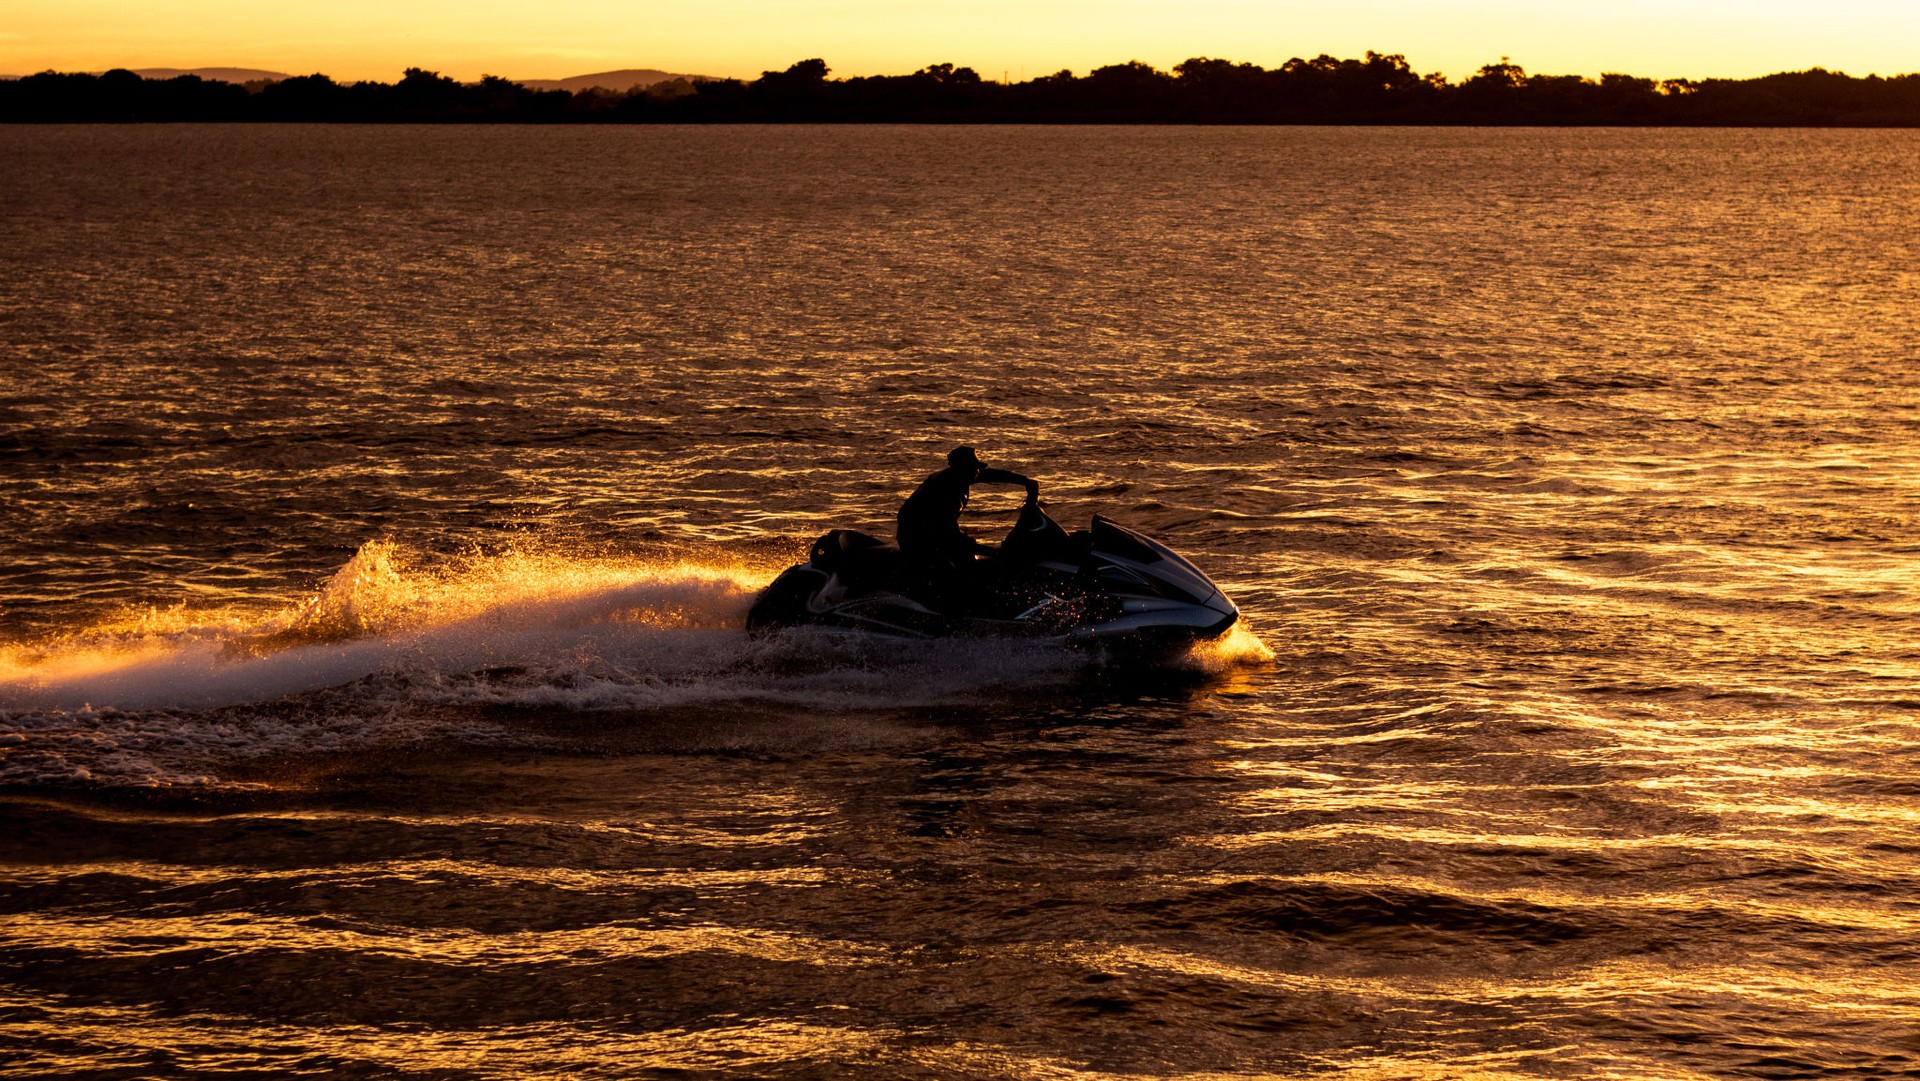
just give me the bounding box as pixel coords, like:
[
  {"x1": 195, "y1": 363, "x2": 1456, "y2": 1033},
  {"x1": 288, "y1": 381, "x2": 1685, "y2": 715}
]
[{"x1": 748, "y1": 507, "x2": 1240, "y2": 653}]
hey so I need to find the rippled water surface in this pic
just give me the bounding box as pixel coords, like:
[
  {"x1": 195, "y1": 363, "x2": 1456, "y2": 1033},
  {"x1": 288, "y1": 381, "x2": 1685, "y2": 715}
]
[{"x1": 3, "y1": 125, "x2": 1920, "y2": 1079}]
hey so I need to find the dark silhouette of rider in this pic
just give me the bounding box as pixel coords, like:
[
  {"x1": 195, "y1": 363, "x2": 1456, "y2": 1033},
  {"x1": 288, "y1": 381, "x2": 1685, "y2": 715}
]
[{"x1": 896, "y1": 447, "x2": 1039, "y2": 574}]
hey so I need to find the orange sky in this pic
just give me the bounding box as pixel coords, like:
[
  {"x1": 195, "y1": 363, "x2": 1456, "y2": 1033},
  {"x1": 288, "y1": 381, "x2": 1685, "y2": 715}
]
[{"x1": 5, "y1": 0, "x2": 1918, "y2": 83}]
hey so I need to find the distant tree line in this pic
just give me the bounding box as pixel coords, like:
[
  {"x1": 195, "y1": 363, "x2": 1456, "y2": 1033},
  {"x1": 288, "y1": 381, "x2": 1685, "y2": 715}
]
[{"x1": 6, "y1": 55, "x2": 1920, "y2": 125}]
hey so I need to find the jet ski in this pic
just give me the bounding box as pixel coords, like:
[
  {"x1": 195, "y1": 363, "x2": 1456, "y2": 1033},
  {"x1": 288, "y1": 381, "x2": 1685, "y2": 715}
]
[{"x1": 748, "y1": 500, "x2": 1240, "y2": 653}]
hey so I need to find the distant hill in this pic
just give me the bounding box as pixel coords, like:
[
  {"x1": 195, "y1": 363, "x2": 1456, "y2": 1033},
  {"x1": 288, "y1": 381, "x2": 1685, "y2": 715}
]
[
  {"x1": 132, "y1": 67, "x2": 290, "y2": 84},
  {"x1": 2, "y1": 67, "x2": 704, "y2": 90},
  {"x1": 1, "y1": 67, "x2": 291, "y2": 82},
  {"x1": 517, "y1": 69, "x2": 710, "y2": 93}
]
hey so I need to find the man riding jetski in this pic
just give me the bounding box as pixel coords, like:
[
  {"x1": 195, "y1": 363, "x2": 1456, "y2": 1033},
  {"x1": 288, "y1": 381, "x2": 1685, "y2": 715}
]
[
  {"x1": 896, "y1": 445, "x2": 1038, "y2": 587},
  {"x1": 746, "y1": 446, "x2": 1241, "y2": 651}
]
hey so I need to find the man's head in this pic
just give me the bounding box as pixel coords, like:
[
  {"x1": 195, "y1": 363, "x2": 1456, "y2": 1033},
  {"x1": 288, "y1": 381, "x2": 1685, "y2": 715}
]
[{"x1": 947, "y1": 446, "x2": 983, "y2": 475}]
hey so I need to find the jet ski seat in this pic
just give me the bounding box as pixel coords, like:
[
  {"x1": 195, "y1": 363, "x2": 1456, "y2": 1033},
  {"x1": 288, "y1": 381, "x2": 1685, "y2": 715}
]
[{"x1": 809, "y1": 529, "x2": 907, "y2": 593}]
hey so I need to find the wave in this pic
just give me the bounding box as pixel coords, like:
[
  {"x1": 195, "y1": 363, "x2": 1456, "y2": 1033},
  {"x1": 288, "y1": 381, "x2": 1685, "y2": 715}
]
[{"x1": 0, "y1": 540, "x2": 1270, "y2": 789}]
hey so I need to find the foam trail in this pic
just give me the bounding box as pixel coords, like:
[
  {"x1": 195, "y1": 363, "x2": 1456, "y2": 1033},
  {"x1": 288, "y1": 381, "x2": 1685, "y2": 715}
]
[{"x1": 0, "y1": 541, "x2": 772, "y2": 713}]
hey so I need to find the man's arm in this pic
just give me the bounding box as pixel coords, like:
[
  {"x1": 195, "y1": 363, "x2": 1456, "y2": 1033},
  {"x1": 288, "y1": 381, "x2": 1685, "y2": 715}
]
[{"x1": 977, "y1": 467, "x2": 1040, "y2": 503}]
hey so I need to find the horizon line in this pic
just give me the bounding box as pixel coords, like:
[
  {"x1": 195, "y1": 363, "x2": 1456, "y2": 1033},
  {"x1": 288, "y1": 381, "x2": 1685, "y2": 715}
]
[{"x1": 7, "y1": 55, "x2": 1919, "y2": 87}]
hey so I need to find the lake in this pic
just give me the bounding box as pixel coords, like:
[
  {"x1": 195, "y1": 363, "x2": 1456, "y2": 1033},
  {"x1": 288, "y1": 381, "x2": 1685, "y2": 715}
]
[{"x1": 3, "y1": 124, "x2": 1919, "y2": 1078}]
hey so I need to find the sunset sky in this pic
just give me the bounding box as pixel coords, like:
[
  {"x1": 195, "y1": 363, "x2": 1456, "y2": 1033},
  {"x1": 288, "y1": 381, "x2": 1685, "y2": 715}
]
[{"x1": 5, "y1": 0, "x2": 1917, "y2": 83}]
